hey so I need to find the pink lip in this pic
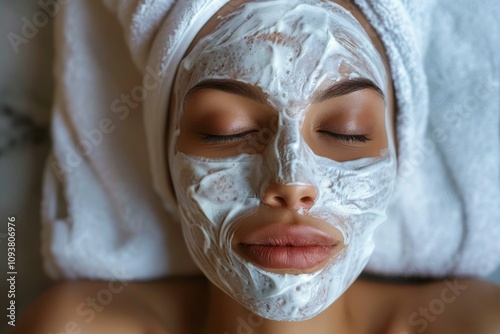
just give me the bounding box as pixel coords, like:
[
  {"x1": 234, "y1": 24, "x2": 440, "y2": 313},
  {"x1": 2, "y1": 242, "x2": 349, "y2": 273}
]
[{"x1": 238, "y1": 225, "x2": 340, "y2": 270}]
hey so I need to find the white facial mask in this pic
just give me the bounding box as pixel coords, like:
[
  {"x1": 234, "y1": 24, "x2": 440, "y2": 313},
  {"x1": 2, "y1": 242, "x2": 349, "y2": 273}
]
[{"x1": 169, "y1": 0, "x2": 397, "y2": 321}]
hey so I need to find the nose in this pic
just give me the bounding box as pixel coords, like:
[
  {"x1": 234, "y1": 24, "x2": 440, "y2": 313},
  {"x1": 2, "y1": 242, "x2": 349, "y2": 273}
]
[{"x1": 261, "y1": 183, "x2": 317, "y2": 210}]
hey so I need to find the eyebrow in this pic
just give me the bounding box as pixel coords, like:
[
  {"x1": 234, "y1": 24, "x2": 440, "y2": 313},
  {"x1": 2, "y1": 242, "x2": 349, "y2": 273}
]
[
  {"x1": 311, "y1": 78, "x2": 385, "y2": 104},
  {"x1": 184, "y1": 79, "x2": 267, "y2": 104},
  {"x1": 183, "y1": 77, "x2": 384, "y2": 105}
]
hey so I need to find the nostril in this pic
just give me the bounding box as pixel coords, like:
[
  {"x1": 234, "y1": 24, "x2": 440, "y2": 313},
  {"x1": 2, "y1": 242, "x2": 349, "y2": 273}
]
[
  {"x1": 300, "y1": 196, "x2": 314, "y2": 207},
  {"x1": 269, "y1": 196, "x2": 287, "y2": 207}
]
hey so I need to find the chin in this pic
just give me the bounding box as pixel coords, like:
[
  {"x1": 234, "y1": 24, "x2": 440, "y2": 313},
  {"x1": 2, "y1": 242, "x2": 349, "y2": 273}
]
[{"x1": 184, "y1": 217, "x2": 376, "y2": 321}]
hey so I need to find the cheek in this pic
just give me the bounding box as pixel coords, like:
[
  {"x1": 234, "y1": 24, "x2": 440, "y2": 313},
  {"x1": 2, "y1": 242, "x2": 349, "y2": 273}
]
[{"x1": 173, "y1": 153, "x2": 263, "y2": 227}]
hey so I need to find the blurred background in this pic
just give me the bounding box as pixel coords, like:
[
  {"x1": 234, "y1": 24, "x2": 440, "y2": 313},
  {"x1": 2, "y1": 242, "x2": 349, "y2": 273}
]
[
  {"x1": 1, "y1": 1, "x2": 54, "y2": 333},
  {"x1": 0, "y1": 1, "x2": 499, "y2": 334}
]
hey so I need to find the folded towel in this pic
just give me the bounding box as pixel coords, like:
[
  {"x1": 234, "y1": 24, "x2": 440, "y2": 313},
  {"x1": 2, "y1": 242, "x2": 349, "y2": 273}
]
[
  {"x1": 363, "y1": 0, "x2": 500, "y2": 277},
  {"x1": 42, "y1": 0, "x2": 198, "y2": 280},
  {"x1": 42, "y1": 0, "x2": 500, "y2": 280}
]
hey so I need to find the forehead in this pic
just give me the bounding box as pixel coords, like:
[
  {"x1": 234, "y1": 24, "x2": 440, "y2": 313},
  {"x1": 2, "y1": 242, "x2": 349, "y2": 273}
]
[
  {"x1": 180, "y1": 0, "x2": 387, "y2": 108},
  {"x1": 187, "y1": 0, "x2": 372, "y2": 53}
]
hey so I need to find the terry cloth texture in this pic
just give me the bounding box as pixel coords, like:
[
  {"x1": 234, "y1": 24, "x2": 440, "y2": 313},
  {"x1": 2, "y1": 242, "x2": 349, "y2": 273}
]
[{"x1": 42, "y1": 0, "x2": 500, "y2": 280}]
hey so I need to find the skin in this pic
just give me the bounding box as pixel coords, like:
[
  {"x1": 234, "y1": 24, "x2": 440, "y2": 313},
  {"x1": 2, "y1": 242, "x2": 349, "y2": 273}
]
[
  {"x1": 14, "y1": 1, "x2": 500, "y2": 333},
  {"x1": 14, "y1": 277, "x2": 500, "y2": 334}
]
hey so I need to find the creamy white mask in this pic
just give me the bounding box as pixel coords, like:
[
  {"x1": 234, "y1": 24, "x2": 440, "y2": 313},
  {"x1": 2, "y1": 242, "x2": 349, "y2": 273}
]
[{"x1": 169, "y1": 0, "x2": 397, "y2": 321}]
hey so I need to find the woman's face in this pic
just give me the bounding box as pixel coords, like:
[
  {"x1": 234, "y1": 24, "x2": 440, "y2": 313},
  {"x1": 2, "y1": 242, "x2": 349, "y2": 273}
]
[{"x1": 169, "y1": 0, "x2": 397, "y2": 321}]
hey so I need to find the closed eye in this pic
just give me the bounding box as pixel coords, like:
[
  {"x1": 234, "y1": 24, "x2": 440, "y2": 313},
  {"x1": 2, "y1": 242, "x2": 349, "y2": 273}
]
[
  {"x1": 318, "y1": 131, "x2": 371, "y2": 143},
  {"x1": 200, "y1": 130, "x2": 256, "y2": 144}
]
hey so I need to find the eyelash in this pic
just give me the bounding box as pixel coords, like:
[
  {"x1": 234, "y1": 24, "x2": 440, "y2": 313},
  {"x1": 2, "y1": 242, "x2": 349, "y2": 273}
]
[
  {"x1": 318, "y1": 131, "x2": 371, "y2": 143},
  {"x1": 200, "y1": 131, "x2": 255, "y2": 144},
  {"x1": 200, "y1": 131, "x2": 371, "y2": 144}
]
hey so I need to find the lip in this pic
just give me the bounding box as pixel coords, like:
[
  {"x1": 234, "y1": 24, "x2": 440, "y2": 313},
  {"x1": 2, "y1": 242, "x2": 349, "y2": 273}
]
[{"x1": 237, "y1": 224, "x2": 340, "y2": 270}]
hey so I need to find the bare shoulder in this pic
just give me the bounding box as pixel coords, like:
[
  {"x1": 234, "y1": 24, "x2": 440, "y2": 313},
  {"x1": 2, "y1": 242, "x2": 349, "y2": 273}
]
[
  {"x1": 410, "y1": 278, "x2": 500, "y2": 334},
  {"x1": 455, "y1": 279, "x2": 500, "y2": 328},
  {"x1": 13, "y1": 277, "x2": 209, "y2": 334}
]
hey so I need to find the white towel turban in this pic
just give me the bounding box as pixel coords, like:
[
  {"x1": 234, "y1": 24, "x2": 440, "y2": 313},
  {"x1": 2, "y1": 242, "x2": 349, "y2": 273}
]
[{"x1": 42, "y1": 0, "x2": 500, "y2": 280}]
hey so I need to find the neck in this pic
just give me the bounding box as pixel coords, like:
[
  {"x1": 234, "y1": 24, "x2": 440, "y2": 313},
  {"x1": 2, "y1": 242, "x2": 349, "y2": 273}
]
[{"x1": 202, "y1": 282, "x2": 356, "y2": 334}]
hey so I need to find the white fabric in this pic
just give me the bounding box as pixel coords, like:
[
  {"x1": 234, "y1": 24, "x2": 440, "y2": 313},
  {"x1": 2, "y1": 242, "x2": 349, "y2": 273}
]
[
  {"x1": 42, "y1": 0, "x2": 198, "y2": 280},
  {"x1": 42, "y1": 0, "x2": 500, "y2": 280},
  {"x1": 360, "y1": 0, "x2": 500, "y2": 276}
]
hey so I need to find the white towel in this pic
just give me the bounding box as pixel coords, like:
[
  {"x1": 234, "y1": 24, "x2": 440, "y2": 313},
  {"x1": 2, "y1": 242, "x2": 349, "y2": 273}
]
[
  {"x1": 363, "y1": 0, "x2": 500, "y2": 277},
  {"x1": 42, "y1": 0, "x2": 198, "y2": 280},
  {"x1": 42, "y1": 0, "x2": 500, "y2": 280}
]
